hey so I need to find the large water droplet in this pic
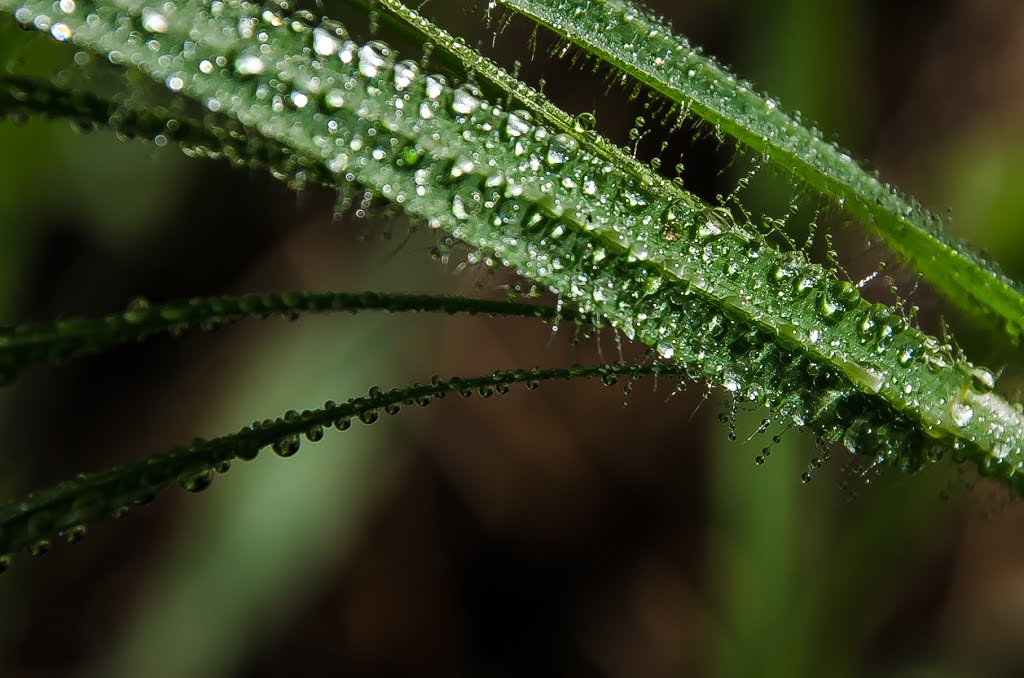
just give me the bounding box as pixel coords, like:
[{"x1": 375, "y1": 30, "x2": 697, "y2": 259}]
[
  {"x1": 574, "y1": 112, "x2": 596, "y2": 132},
  {"x1": 234, "y1": 51, "x2": 266, "y2": 76},
  {"x1": 451, "y1": 85, "x2": 481, "y2": 115},
  {"x1": 950, "y1": 401, "x2": 974, "y2": 427},
  {"x1": 969, "y1": 366, "x2": 996, "y2": 394},
  {"x1": 505, "y1": 110, "x2": 532, "y2": 139},
  {"x1": 358, "y1": 41, "x2": 393, "y2": 78},
  {"x1": 546, "y1": 134, "x2": 576, "y2": 167},
  {"x1": 312, "y1": 27, "x2": 340, "y2": 57},
  {"x1": 392, "y1": 60, "x2": 419, "y2": 91},
  {"x1": 141, "y1": 10, "x2": 168, "y2": 33}
]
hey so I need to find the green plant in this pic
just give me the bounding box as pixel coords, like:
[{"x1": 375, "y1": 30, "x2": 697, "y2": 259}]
[{"x1": 0, "y1": 0, "x2": 1020, "y2": 582}]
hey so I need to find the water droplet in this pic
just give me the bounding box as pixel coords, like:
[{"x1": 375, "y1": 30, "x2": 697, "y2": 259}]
[
  {"x1": 234, "y1": 52, "x2": 266, "y2": 76},
  {"x1": 392, "y1": 60, "x2": 419, "y2": 90},
  {"x1": 574, "y1": 112, "x2": 596, "y2": 132},
  {"x1": 141, "y1": 10, "x2": 168, "y2": 34},
  {"x1": 181, "y1": 470, "x2": 213, "y2": 492},
  {"x1": 505, "y1": 110, "x2": 532, "y2": 139},
  {"x1": 546, "y1": 134, "x2": 576, "y2": 167},
  {"x1": 451, "y1": 194, "x2": 470, "y2": 220},
  {"x1": 272, "y1": 435, "x2": 301, "y2": 457},
  {"x1": 123, "y1": 296, "x2": 151, "y2": 323},
  {"x1": 358, "y1": 41, "x2": 393, "y2": 78},
  {"x1": 261, "y1": 9, "x2": 284, "y2": 26},
  {"x1": 969, "y1": 367, "x2": 996, "y2": 394},
  {"x1": 425, "y1": 75, "x2": 446, "y2": 100},
  {"x1": 451, "y1": 85, "x2": 481, "y2": 115},
  {"x1": 50, "y1": 23, "x2": 73, "y2": 41},
  {"x1": 61, "y1": 524, "x2": 87, "y2": 543},
  {"x1": 305, "y1": 425, "x2": 324, "y2": 442},
  {"x1": 312, "y1": 20, "x2": 347, "y2": 57},
  {"x1": 950, "y1": 401, "x2": 974, "y2": 427}
]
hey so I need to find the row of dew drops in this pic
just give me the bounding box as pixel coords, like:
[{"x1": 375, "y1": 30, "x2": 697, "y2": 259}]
[{"x1": 0, "y1": 364, "x2": 669, "y2": 573}]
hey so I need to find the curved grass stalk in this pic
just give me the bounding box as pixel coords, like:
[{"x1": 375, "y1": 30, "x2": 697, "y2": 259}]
[
  {"x1": 0, "y1": 362, "x2": 680, "y2": 569},
  {"x1": 496, "y1": 0, "x2": 1024, "y2": 344},
  {"x1": 0, "y1": 73, "x2": 336, "y2": 188},
  {"x1": 2, "y1": 0, "x2": 1023, "y2": 494},
  {"x1": 0, "y1": 290, "x2": 572, "y2": 383}
]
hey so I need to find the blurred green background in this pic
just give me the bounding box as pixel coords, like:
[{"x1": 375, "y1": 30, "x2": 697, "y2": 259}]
[{"x1": 2, "y1": 0, "x2": 1024, "y2": 676}]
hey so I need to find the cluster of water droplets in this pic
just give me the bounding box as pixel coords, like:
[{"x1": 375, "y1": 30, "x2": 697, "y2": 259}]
[
  {"x1": 498, "y1": 0, "x2": 1024, "y2": 344},
  {"x1": 5, "y1": 0, "x2": 1024, "y2": 483}
]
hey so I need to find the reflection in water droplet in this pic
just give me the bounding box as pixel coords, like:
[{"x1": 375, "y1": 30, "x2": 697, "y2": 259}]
[
  {"x1": 969, "y1": 367, "x2": 996, "y2": 394},
  {"x1": 950, "y1": 401, "x2": 974, "y2": 427},
  {"x1": 574, "y1": 112, "x2": 596, "y2": 132}
]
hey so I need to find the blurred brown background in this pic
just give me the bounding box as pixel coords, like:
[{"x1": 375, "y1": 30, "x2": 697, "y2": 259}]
[{"x1": 3, "y1": 0, "x2": 1024, "y2": 676}]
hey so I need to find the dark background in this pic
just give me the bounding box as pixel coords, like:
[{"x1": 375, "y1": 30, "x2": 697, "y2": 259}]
[{"x1": 2, "y1": 0, "x2": 1024, "y2": 675}]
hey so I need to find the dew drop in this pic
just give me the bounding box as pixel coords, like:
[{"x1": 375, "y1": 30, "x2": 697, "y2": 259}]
[
  {"x1": 314, "y1": 19, "x2": 347, "y2": 53},
  {"x1": 141, "y1": 10, "x2": 168, "y2": 34},
  {"x1": 969, "y1": 367, "x2": 996, "y2": 394},
  {"x1": 451, "y1": 194, "x2": 470, "y2": 220},
  {"x1": 181, "y1": 470, "x2": 213, "y2": 492},
  {"x1": 425, "y1": 75, "x2": 446, "y2": 100},
  {"x1": 50, "y1": 23, "x2": 73, "y2": 41},
  {"x1": 505, "y1": 110, "x2": 532, "y2": 139},
  {"x1": 123, "y1": 296, "x2": 152, "y2": 323},
  {"x1": 950, "y1": 401, "x2": 974, "y2": 427},
  {"x1": 574, "y1": 112, "x2": 596, "y2": 132},
  {"x1": 358, "y1": 41, "x2": 393, "y2": 78},
  {"x1": 272, "y1": 435, "x2": 301, "y2": 457},
  {"x1": 234, "y1": 52, "x2": 266, "y2": 76},
  {"x1": 392, "y1": 60, "x2": 419, "y2": 90},
  {"x1": 451, "y1": 85, "x2": 481, "y2": 115},
  {"x1": 546, "y1": 134, "x2": 576, "y2": 167},
  {"x1": 61, "y1": 524, "x2": 87, "y2": 543}
]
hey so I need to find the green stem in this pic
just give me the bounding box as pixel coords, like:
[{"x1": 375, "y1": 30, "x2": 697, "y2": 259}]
[
  {"x1": 0, "y1": 290, "x2": 570, "y2": 383},
  {"x1": 0, "y1": 362, "x2": 679, "y2": 568}
]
